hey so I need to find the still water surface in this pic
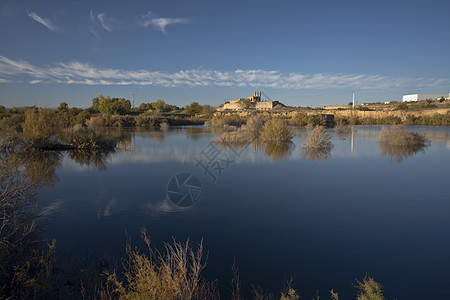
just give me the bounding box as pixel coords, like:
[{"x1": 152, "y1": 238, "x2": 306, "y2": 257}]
[{"x1": 38, "y1": 126, "x2": 450, "y2": 299}]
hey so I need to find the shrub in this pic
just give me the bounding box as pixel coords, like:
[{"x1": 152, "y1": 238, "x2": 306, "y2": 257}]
[
  {"x1": 290, "y1": 112, "x2": 308, "y2": 126},
  {"x1": 245, "y1": 115, "x2": 266, "y2": 139},
  {"x1": 207, "y1": 114, "x2": 246, "y2": 128},
  {"x1": 260, "y1": 118, "x2": 293, "y2": 142},
  {"x1": 356, "y1": 275, "x2": 384, "y2": 300},
  {"x1": 101, "y1": 229, "x2": 218, "y2": 299},
  {"x1": 69, "y1": 127, "x2": 116, "y2": 150},
  {"x1": 135, "y1": 115, "x2": 159, "y2": 127},
  {"x1": 302, "y1": 126, "x2": 333, "y2": 150},
  {"x1": 22, "y1": 108, "x2": 61, "y2": 149},
  {"x1": 395, "y1": 103, "x2": 408, "y2": 110},
  {"x1": 213, "y1": 128, "x2": 249, "y2": 150},
  {"x1": 377, "y1": 126, "x2": 430, "y2": 147}
]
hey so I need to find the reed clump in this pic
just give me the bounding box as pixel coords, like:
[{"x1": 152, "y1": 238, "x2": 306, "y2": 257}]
[
  {"x1": 213, "y1": 128, "x2": 249, "y2": 149},
  {"x1": 377, "y1": 126, "x2": 430, "y2": 147},
  {"x1": 69, "y1": 127, "x2": 116, "y2": 150},
  {"x1": 302, "y1": 126, "x2": 333, "y2": 150},
  {"x1": 100, "y1": 229, "x2": 218, "y2": 299},
  {"x1": 260, "y1": 118, "x2": 293, "y2": 143},
  {"x1": 245, "y1": 115, "x2": 266, "y2": 139}
]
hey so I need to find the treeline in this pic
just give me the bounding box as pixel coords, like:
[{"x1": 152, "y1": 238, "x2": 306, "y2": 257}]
[{"x1": 0, "y1": 95, "x2": 216, "y2": 132}]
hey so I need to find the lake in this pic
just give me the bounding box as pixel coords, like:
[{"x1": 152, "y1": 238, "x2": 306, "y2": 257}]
[{"x1": 36, "y1": 125, "x2": 450, "y2": 299}]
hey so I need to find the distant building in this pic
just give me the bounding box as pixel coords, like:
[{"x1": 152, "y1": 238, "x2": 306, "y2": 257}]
[
  {"x1": 402, "y1": 93, "x2": 449, "y2": 102},
  {"x1": 219, "y1": 91, "x2": 283, "y2": 111}
]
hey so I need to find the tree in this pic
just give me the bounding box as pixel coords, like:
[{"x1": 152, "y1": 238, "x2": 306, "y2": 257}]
[
  {"x1": 91, "y1": 94, "x2": 107, "y2": 112},
  {"x1": 58, "y1": 102, "x2": 68, "y2": 112},
  {"x1": 152, "y1": 99, "x2": 167, "y2": 112},
  {"x1": 95, "y1": 96, "x2": 131, "y2": 115},
  {"x1": 185, "y1": 102, "x2": 203, "y2": 116},
  {"x1": 138, "y1": 102, "x2": 152, "y2": 112}
]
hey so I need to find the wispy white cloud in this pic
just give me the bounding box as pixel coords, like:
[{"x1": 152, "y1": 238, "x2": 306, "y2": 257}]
[
  {"x1": 0, "y1": 55, "x2": 448, "y2": 90},
  {"x1": 27, "y1": 11, "x2": 59, "y2": 32},
  {"x1": 139, "y1": 11, "x2": 190, "y2": 34},
  {"x1": 88, "y1": 11, "x2": 118, "y2": 41},
  {"x1": 97, "y1": 12, "x2": 115, "y2": 32},
  {"x1": 0, "y1": 78, "x2": 9, "y2": 83}
]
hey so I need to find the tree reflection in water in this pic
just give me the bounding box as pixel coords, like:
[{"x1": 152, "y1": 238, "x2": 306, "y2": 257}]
[
  {"x1": 301, "y1": 146, "x2": 332, "y2": 162},
  {"x1": 19, "y1": 151, "x2": 62, "y2": 188},
  {"x1": 69, "y1": 149, "x2": 115, "y2": 170},
  {"x1": 263, "y1": 142, "x2": 295, "y2": 161},
  {"x1": 378, "y1": 143, "x2": 428, "y2": 163}
]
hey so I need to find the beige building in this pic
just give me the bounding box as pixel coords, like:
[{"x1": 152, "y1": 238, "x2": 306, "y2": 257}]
[{"x1": 220, "y1": 91, "x2": 282, "y2": 111}]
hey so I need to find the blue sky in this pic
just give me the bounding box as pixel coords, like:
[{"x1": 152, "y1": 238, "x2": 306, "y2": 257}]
[{"x1": 0, "y1": 0, "x2": 449, "y2": 108}]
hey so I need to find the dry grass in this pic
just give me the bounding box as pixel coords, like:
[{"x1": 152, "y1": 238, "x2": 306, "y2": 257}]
[
  {"x1": 356, "y1": 275, "x2": 384, "y2": 300},
  {"x1": 206, "y1": 114, "x2": 246, "y2": 128},
  {"x1": 302, "y1": 126, "x2": 333, "y2": 150},
  {"x1": 213, "y1": 129, "x2": 249, "y2": 149},
  {"x1": 100, "y1": 229, "x2": 218, "y2": 299},
  {"x1": 69, "y1": 127, "x2": 116, "y2": 150},
  {"x1": 245, "y1": 115, "x2": 267, "y2": 139},
  {"x1": 377, "y1": 126, "x2": 430, "y2": 147},
  {"x1": 22, "y1": 108, "x2": 61, "y2": 149}
]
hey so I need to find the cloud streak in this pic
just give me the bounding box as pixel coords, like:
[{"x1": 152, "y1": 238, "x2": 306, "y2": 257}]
[
  {"x1": 0, "y1": 55, "x2": 447, "y2": 90},
  {"x1": 139, "y1": 11, "x2": 190, "y2": 34},
  {"x1": 97, "y1": 13, "x2": 115, "y2": 32},
  {"x1": 27, "y1": 11, "x2": 58, "y2": 32}
]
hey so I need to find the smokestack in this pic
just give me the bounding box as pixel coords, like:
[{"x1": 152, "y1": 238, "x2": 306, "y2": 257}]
[{"x1": 352, "y1": 91, "x2": 355, "y2": 109}]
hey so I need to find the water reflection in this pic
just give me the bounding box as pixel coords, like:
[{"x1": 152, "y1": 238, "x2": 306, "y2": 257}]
[
  {"x1": 378, "y1": 143, "x2": 428, "y2": 163},
  {"x1": 301, "y1": 147, "x2": 332, "y2": 162},
  {"x1": 20, "y1": 151, "x2": 62, "y2": 188},
  {"x1": 263, "y1": 142, "x2": 295, "y2": 161},
  {"x1": 69, "y1": 149, "x2": 115, "y2": 170}
]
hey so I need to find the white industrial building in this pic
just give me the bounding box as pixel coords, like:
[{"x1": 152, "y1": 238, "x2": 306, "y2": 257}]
[{"x1": 402, "y1": 93, "x2": 449, "y2": 102}]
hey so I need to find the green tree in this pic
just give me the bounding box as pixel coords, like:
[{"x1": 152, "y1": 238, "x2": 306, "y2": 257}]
[
  {"x1": 185, "y1": 102, "x2": 203, "y2": 116},
  {"x1": 91, "y1": 94, "x2": 106, "y2": 112},
  {"x1": 152, "y1": 99, "x2": 168, "y2": 112},
  {"x1": 138, "y1": 102, "x2": 152, "y2": 112},
  {"x1": 97, "y1": 96, "x2": 131, "y2": 115}
]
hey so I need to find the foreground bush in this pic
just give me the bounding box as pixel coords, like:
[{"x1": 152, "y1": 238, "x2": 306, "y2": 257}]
[
  {"x1": 260, "y1": 118, "x2": 293, "y2": 143},
  {"x1": 377, "y1": 126, "x2": 430, "y2": 146},
  {"x1": 101, "y1": 230, "x2": 218, "y2": 299}
]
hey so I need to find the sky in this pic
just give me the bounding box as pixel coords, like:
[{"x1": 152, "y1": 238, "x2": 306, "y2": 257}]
[{"x1": 0, "y1": 0, "x2": 449, "y2": 108}]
